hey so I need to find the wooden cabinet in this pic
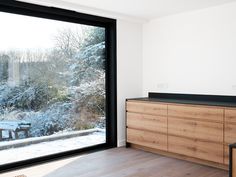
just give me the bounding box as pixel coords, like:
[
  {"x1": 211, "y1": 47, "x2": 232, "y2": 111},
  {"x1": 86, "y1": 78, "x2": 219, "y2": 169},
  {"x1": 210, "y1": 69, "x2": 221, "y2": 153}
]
[
  {"x1": 224, "y1": 108, "x2": 236, "y2": 165},
  {"x1": 232, "y1": 148, "x2": 236, "y2": 177},
  {"x1": 224, "y1": 145, "x2": 229, "y2": 165},
  {"x1": 126, "y1": 101, "x2": 168, "y2": 152},
  {"x1": 168, "y1": 135, "x2": 223, "y2": 163},
  {"x1": 168, "y1": 104, "x2": 224, "y2": 164},
  {"x1": 127, "y1": 128, "x2": 167, "y2": 151},
  {"x1": 168, "y1": 117, "x2": 223, "y2": 143},
  {"x1": 230, "y1": 145, "x2": 236, "y2": 177},
  {"x1": 168, "y1": 105, "x2": 223, "y2": 122},
  {"x1": 126, "y1": 101, "x2": 167, "y2": 116},
  {"x1": 127, "y1": 112, "x2": 167, "y2": 134},
  {"x1": 126, "y1": 100, "x2": 235, "y2": 169},
  {"x1": 225, "y1": 124, "x2": 236, "y2": 144},
  {"x1": 225, "y1": 109, "x2": 236, "y2": 123}
]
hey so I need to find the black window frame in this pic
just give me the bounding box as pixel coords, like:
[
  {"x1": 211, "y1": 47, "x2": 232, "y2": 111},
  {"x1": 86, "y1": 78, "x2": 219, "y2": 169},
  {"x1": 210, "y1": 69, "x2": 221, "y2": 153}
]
[{"x1": 0, "y1": 0, "x2": 117, "y2": 173}]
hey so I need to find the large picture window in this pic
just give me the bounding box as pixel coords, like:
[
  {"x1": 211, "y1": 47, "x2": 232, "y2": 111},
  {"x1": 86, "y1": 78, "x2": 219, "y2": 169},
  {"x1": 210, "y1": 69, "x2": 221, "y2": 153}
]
[{"x1": 0, "y1": 1, "x2": 116, "y2": 172}]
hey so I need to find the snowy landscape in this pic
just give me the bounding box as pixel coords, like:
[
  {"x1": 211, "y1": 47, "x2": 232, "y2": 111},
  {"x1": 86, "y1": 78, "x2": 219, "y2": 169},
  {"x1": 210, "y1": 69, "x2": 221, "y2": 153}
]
[
  {"x1": 0, "y1": 131, "x2": 105, "y2": 165},
  {"x1": 0, "y1": 11, "x2": 106, "y2": 164}
]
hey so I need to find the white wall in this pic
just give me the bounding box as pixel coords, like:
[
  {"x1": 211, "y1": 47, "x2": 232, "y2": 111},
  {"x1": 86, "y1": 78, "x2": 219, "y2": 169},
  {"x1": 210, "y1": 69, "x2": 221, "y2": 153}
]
[
  {"x1": 143, "y1": 2, "x2": 236, "y2": 96},
  {"x1": 117, "y1": 20, "x2": 142, "y2": 146}
]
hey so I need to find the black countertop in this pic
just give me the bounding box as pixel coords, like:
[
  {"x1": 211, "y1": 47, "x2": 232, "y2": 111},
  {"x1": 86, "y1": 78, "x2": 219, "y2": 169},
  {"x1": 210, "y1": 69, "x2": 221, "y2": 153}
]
[{"x1": 127, "y1": 92, "x2": 236, "y2": 107}]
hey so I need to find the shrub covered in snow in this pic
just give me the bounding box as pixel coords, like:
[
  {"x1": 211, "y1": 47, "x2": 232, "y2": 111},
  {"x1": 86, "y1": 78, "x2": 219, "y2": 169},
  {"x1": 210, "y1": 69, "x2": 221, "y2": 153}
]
[{"x1": 0, "y1": 26, "x2": 106, "y2": 139}]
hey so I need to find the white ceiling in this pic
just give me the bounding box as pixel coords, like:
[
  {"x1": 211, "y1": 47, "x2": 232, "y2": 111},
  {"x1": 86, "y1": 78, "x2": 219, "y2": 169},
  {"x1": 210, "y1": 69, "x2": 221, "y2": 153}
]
[
  {"x1": 19, "y1": 0, "x2": 236, "y2": 21},
  {"x1": 60, "y1": 0, "x2": 236, "y2": 19}
]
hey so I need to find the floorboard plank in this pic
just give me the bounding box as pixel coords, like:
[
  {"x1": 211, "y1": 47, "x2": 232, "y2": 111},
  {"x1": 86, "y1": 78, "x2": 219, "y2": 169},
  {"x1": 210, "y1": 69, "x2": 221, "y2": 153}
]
[{"x1": 1, "y1": 147, "x2": 228, "y2": 177}]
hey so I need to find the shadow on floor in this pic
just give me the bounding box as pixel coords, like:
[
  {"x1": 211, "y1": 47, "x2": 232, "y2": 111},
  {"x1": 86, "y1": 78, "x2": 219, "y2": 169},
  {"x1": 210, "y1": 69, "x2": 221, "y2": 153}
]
[{"x1": 43, "y1": 148, "x2": 229, "y2": 177}]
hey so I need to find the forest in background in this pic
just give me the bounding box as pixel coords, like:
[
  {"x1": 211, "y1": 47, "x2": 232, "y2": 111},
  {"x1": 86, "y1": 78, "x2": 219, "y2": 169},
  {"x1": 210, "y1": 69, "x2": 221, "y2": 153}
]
[{"x1": 0, "y1": 26, "x2": 106, "y2": 138}]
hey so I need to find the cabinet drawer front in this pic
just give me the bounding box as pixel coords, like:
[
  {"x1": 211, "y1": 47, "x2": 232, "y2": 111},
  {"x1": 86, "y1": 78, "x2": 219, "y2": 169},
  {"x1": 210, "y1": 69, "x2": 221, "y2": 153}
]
[
  {"x1": 225, "y1": 109, "x2": 236, "y2": 123},
  {"x1": 224, "y1": 124, "x2": 236, "y2": 144},
  {"x1": 127, "y1": 128, "x2": 167, "y2": 151},
  {"x1": 127, "y1": 112, "x2": 167, "y2": 134},
  {"x1": 168, "y1": 117, "x2": 223, "y2": 143},
  {"x1": 168, "y1": 105, "x2": 223, "y2": 122},
  {"x1": 224, "y1": 145, "x2": 229, "y2": 165},
  {"x1": 126, "y1": 101, "x2": 167, "y2": 116},
  {"x1": 168, "y1": 136, "x2": 223, "y2": 163}
]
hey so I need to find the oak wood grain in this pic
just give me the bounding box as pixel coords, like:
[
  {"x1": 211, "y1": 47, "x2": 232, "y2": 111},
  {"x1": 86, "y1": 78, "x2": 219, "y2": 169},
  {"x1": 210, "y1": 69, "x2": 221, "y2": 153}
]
[
  {"x1": 225, "y1": 108, "x2": 236, "y2": 123},
  {"x1": 225, "y1": 123, "x2": 236, "y2": 144},
  {"x1": 168, "y1": 104, "x2": 224, "y2": 122},
  {"x1": 168, "y1": 135, "x2": 224, "y2": 163},
  {"x1": 224, "y1": 145, "x2": 229, "y2": 165},
  {"x1": 126, "y1": 100, "x2": 231, "y2": 168},
  {"x1": 131, "y1": 144, "x2": 228, "y2": 171},
  {"x1": 126, "y1": 101, "x2": 167, "y2": 116},
  {"x1": 233, "y1": 148, "x2": 236, "y2": 177},
  {"x1": 127, "y1": 112, "x2": 167, "y2": 134},
  {"x1": 127, "y1": 128, "x2": 167, "y2": 151},
  {"x1": 168, "y1": 117, "x2": 223, "y2": 143}
]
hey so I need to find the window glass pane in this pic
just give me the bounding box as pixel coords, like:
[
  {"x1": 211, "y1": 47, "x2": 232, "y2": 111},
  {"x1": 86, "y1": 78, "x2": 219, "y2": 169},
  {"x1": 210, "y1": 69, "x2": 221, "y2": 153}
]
[{"x1": 0, "y1": 11, "x2": 106, "y2": 165}]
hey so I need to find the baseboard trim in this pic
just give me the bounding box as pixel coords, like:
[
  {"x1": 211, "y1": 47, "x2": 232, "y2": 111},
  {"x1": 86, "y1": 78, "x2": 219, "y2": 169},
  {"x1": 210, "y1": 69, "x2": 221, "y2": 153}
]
[{"x1": 118, "y1": 139, "x2": 126, "y2": 147}]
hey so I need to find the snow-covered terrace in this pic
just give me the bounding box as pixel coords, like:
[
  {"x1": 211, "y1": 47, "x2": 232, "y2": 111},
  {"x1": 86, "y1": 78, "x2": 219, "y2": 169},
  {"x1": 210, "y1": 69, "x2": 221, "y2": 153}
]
[{"x1": 0, "y1": 129, "x2": 105, "y2": 165}]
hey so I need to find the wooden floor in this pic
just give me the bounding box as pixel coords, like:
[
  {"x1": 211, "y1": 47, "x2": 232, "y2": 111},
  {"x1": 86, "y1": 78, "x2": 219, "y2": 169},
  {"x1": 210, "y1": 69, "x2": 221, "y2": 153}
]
[{"x1": 1, "y1": 147, "x2": 228, "y2": 177}]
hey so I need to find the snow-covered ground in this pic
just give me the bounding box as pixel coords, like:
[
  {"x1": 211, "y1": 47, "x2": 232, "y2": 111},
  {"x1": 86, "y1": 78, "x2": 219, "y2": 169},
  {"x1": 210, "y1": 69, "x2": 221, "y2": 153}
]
[{"x1": 0, "y1": 131, "x2": 105, "y2": 165}]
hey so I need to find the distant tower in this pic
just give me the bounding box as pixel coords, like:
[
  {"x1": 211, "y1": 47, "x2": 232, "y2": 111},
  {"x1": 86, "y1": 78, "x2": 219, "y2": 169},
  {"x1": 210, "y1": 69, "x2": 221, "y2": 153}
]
[
  {"x1": 0, "y1": 55, "x2": 9, "y2": 83},
  {"x1": 8, "y1": 57, "x2": 20, "y2": 87}
]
